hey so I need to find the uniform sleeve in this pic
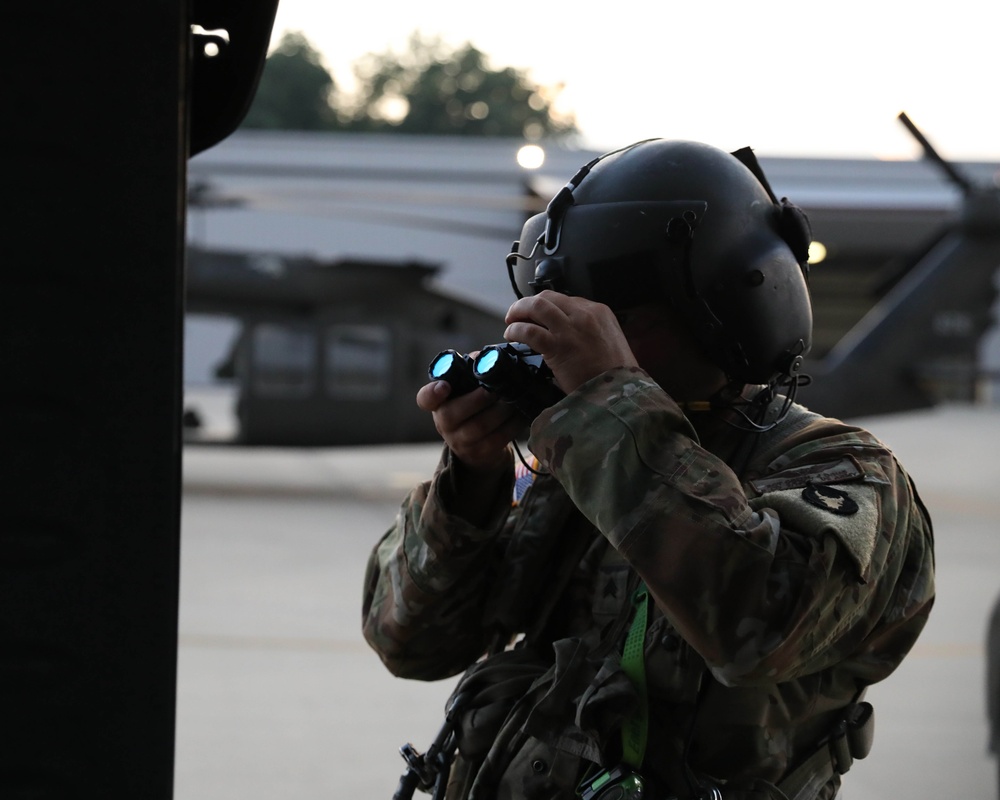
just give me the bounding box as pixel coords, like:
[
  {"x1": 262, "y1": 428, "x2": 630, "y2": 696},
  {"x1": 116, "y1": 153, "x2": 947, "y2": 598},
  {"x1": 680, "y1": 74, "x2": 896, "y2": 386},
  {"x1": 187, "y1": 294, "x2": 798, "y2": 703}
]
[
  {"x1": 528, "y1": 367, "x2": 935, "y2": 687},
  {"x1": 361, "y1": 446, "x2": 515, "y2": 680}
]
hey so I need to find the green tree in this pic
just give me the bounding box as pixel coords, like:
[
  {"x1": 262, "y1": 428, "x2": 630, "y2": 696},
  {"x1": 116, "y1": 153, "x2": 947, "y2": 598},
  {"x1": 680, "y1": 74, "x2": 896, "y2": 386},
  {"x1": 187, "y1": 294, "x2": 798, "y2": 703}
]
[
  {"x1": 344, "y1": 33, "x2": 576, "y2": 138},
  {"x1": 242, "y1": 32, "x2": 338, "y2": 131},
  {"x1": 241, "y1": 31, "x2": 576, "y2": 138}
]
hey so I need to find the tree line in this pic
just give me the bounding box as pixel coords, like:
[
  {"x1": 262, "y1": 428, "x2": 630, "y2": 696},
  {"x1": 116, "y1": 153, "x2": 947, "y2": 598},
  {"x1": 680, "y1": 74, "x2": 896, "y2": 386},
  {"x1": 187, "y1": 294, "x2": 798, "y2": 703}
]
[{"x1": 241, "y1": 31, "x2": 577, "y2": 139}]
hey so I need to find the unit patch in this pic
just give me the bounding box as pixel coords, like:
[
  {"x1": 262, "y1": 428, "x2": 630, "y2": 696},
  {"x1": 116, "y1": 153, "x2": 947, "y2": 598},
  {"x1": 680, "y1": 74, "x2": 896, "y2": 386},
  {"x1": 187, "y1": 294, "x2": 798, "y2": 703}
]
[
  {"x1": 802, "y1": 483, "x2": 859, "y2": 516},
  {"x1": 748, "y1": 478, "x2": 880, "y2": 582}
]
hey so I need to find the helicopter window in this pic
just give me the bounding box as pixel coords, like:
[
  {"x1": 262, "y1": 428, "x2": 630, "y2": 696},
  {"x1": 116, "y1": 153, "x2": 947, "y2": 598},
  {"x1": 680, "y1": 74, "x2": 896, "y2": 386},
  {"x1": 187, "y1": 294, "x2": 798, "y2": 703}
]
[
  {"x1": 251, "y1": 323, "x2": 316, "y2": 397},
  {"x1": 325, "y1": 324, "x2": 392, "y2": 400}
]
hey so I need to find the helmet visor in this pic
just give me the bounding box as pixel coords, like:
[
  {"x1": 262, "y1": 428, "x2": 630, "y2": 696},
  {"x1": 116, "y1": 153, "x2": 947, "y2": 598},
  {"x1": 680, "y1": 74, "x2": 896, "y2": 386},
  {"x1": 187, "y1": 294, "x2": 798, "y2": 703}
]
[{"x1": 507, "y1": 200, "x2": 706, "y2": 310}]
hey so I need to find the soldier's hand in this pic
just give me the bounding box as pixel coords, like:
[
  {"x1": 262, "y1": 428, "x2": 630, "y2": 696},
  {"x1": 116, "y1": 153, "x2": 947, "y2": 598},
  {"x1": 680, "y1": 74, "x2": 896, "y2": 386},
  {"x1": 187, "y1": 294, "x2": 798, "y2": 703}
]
[
  {"x1": 503, "y1": 291, "x2": 640, "y2": 394},
  {"x1": 417, "y1": 379, "x2": 526, "y2": 472}
]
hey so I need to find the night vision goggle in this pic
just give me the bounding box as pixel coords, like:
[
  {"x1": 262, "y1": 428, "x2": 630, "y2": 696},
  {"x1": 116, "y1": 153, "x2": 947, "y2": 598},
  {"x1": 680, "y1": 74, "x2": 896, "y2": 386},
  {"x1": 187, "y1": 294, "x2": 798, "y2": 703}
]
[{"x1": 428, "y1": 342, "x2": 564, "y2": 421}]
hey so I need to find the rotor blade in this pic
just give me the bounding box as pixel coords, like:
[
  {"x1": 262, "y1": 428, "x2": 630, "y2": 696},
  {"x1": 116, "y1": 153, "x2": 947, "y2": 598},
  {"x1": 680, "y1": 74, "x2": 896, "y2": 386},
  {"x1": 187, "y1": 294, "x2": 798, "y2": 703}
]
[{"x1": 898, "y1": 111, "x2": 975, "y2": 195}]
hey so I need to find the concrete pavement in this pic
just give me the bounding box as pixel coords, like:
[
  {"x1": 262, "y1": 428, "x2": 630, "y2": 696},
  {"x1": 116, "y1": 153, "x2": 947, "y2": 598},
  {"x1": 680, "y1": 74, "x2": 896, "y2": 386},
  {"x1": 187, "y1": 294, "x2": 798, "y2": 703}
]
[{"x1": 175, "y1": 404, "x2": 1000, "y2": 799}]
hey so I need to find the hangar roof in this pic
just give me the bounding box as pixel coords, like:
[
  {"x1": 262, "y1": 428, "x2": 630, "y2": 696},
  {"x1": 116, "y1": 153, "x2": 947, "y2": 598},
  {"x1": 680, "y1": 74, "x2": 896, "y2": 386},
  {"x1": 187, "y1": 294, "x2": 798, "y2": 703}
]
[{"x1": 188, "y1": 131, "x2": 999, "y2": 353}]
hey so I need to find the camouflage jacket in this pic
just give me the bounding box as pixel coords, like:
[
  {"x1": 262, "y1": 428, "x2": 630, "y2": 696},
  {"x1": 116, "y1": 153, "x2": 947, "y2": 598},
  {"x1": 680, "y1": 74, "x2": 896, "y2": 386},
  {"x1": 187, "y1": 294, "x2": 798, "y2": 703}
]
[{"x1": 362, "y1": 367, "x2": 935, "y2": 799}]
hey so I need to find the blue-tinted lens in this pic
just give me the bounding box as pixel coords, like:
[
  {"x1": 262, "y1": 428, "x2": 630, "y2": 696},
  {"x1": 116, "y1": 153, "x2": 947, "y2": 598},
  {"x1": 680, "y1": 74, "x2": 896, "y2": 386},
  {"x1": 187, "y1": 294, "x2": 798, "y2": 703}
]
[
  {"x1": 476, "y1": 349, "x2": 499, "y2": 375},
  {"x1": 431, "y1": 352, "x2": 455, "y2": 378}
]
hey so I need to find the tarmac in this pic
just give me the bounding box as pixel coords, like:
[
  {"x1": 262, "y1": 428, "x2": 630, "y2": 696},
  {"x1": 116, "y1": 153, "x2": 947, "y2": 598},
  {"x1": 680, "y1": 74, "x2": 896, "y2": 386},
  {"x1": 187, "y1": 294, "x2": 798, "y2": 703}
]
[{"x1": 175, "y1": 403, "x2": 1000, "y2": 799}]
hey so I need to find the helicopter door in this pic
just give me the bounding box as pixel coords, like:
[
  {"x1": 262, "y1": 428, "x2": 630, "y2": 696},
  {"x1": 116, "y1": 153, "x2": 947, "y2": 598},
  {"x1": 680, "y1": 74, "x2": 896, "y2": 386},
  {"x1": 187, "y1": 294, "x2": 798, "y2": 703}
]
[
  {"x1": 324, "y1": 323, "x2": 392, "y2": 403},
  {"x1": 250, "y1": 322, "x2": 316, "y2": 399},
  {"x1": 239, "y1": 316, "x2": 439, "y2": 445},
  {"x1": 321, "y1": 321, "x2": 406, "y2": 443}
]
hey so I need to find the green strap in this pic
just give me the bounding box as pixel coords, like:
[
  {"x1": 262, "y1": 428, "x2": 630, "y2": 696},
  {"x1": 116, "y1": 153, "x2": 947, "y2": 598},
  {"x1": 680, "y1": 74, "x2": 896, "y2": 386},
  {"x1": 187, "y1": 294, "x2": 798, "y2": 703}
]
[{"x1": 620, "y1": 583, "x2": 649, "y2": 769}]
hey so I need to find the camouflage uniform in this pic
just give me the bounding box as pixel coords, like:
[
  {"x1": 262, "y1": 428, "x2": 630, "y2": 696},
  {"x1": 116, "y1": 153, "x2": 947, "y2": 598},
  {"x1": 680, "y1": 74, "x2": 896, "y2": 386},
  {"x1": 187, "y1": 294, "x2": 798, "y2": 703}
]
[{"x1": 363, "y1": 367, "x2": 935, "y2": 799}]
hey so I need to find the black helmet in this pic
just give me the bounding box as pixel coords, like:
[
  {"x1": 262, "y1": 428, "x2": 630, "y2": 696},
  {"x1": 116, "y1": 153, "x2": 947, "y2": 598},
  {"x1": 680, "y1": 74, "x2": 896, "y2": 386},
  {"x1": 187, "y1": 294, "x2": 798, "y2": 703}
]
[{"x1": 507, "y1": 139, "x2": 813, "y2": 385}]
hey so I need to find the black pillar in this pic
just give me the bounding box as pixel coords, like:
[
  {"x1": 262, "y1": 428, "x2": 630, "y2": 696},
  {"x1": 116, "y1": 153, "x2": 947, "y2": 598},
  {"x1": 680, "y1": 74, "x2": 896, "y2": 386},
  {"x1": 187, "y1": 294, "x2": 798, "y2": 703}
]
[{"x1": 2, "y1": 2, "x2": 187, "y2": 796}]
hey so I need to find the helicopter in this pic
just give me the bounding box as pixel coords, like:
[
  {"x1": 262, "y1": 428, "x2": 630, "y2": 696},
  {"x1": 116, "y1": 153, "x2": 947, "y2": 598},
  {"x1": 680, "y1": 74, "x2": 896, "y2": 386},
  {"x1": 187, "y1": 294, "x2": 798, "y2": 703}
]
[
  {"x1": 183, "y1": 117, "x2": 999, "y2": 445},
  {"x1": 799, "y1": 112, "x2": 1000, "y2": 419},
  {"x1": 185, "y1": 246, "x2": 505, "y2": 445}
]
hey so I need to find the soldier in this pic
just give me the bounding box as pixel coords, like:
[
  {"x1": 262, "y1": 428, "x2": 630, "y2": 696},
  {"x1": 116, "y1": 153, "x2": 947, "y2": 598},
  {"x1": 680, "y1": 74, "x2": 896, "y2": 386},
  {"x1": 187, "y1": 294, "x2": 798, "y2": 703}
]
[{"x1": 362, "y1": 139, "x2": 935, "y2": 800}]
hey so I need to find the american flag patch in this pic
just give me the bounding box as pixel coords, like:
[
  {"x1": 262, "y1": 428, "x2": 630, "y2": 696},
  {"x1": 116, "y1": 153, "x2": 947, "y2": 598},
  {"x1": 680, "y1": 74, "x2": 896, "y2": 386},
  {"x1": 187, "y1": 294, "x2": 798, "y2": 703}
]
[{"x1": 512, "y1": 456, "x2": 538, "y2": 506}]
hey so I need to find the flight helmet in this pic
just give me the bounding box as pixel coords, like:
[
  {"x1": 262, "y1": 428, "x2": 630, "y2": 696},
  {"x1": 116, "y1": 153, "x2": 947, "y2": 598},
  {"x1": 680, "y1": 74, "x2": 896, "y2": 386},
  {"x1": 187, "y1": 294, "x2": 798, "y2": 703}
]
[{"x1": 507, "y1": 139, "x2": 813, "y2": 385}]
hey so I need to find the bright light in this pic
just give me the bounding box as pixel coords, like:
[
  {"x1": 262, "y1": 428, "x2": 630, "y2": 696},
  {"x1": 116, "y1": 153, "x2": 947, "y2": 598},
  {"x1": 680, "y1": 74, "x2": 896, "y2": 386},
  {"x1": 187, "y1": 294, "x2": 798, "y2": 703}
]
[
  {"x1": 516, "y1": 144, "x2": 545, "y2": 170},
  {"x1": 467, "y1": 101, "x2": 490, "y2": 120},
  {"x1": 808, "y1": 241, "x2": 828, "y2": 264},
  {"x1": 374, "y1": 95, "x2": 409, "y2": 124}
]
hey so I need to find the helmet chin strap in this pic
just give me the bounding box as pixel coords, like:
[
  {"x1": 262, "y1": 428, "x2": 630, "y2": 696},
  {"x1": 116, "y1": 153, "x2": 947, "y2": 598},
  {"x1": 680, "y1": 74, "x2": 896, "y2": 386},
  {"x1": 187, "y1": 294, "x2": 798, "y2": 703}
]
[
  {"x1": 676, "y1": 372, "x2": 807, "y2": 433},
  {"x1": 674, "y1": 379, "x2": 806, "y2": 480}
]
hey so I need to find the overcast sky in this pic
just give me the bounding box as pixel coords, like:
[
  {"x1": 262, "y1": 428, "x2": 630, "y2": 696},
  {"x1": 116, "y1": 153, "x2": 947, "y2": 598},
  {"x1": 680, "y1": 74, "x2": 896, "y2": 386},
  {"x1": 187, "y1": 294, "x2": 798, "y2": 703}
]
[{"x1": 265, "y1": 0, "x2": 999, "y2": 163}]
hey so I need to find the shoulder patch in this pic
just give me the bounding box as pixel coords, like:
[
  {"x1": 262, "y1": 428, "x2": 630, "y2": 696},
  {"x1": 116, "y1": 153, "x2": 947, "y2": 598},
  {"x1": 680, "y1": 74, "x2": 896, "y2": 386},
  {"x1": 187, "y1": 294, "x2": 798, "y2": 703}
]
[
  {"x1": 749, "y1": 456, "x2": 863, "y2": 494},
  {"x1": 748, "y1": 482, "x2": 880, "y2": 582},
  {"x1": 802, "y1": 483, "x2": 859, "y2": 515}
]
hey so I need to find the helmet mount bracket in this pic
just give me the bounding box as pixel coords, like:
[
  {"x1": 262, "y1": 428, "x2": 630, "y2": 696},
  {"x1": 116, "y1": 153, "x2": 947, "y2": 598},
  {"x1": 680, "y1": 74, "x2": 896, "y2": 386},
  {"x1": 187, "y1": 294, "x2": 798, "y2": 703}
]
[{"x1": 530, "y1": 257, "x2": 568, "y2": 293}]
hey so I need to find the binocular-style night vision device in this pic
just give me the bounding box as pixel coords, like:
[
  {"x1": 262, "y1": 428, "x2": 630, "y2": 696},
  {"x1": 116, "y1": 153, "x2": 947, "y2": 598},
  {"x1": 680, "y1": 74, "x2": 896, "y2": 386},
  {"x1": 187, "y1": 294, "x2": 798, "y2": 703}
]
[{"x1": 428, "y1": 342, "x2": 565, "y2": 421}]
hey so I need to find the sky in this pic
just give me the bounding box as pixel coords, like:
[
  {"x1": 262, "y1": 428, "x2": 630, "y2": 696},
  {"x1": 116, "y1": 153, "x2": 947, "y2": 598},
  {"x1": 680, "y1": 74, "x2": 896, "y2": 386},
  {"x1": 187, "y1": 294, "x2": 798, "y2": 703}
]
[{"x1": 265, "y1": 0, "x2": 999, "y2": 163}]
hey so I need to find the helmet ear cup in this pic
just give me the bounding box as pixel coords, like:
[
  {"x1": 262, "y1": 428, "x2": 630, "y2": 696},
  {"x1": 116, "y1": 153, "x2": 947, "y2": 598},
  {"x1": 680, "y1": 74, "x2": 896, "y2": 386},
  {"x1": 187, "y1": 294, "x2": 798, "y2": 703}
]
[
  {"x1": 731, "y1": 145, "x2": 813, "y2": 270},
  {"x1": 778, "y1": 198, "x2": 812, "y2": 268}
]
